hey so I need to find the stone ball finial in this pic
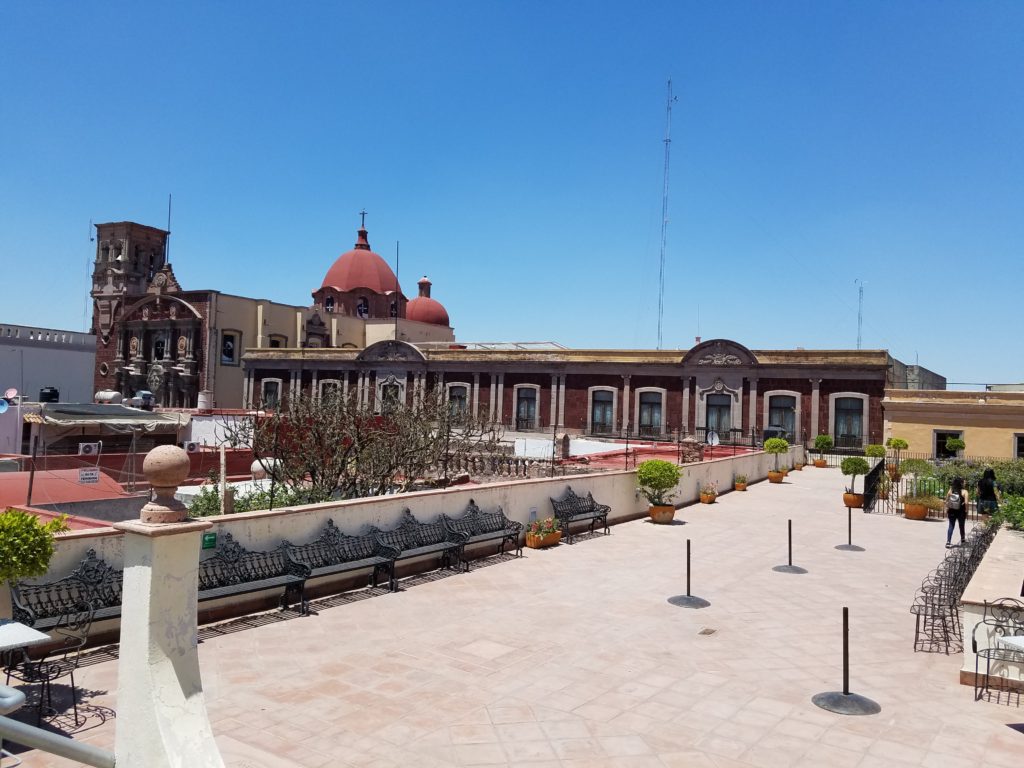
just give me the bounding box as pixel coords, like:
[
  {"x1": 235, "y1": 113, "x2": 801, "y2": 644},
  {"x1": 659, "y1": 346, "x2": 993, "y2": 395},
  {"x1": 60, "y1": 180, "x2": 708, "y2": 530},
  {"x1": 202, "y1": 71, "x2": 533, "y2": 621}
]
[{"x1": 140, "y1": 445, "x2": 191, "y2": 524}]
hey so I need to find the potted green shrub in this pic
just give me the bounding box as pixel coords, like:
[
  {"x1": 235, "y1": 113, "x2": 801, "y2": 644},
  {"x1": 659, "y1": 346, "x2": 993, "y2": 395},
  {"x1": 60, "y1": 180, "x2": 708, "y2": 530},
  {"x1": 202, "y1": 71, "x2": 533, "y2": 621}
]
[
  {"x1": 637, "y1": 459, "x2": 682, "y2": 524},
  {"x1": 764, "y1": 437, "x2": 789, "y2": 483},
  {"x1": 841, "y1": 456, "x2": 871, "y2": 508},
  {"x1": 898, "y1": 493, "x2": 943, "y2": 521},
  {"x1": 945, "y1": 436, "x2": 966, "y2": 458},
  {"x1": 734, "y1": 474, "x2": 748, "y2": 491},
  {"x1": 885, "y1": 437, "x2": 908, "y2": 480},
  {"x1": 813, "y1": 434, "x2": 833, "y2": 467},
  {"x1": 0, "y1": 508, "x2": 69, "y2": 619}
]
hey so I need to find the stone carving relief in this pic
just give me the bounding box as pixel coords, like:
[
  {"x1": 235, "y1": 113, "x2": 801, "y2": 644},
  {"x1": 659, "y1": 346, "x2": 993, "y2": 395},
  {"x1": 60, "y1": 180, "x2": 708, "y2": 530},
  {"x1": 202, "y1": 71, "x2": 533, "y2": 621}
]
[{"x1": 697, "y1": 352, "x2": 742, "y2": 366}]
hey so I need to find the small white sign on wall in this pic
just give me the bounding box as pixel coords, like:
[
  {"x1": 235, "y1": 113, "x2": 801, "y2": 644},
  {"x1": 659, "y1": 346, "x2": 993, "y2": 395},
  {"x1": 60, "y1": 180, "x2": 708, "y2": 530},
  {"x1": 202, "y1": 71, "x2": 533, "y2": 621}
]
[{"x1": 78, "y1": 467, "x2": 100, "y2": 484}]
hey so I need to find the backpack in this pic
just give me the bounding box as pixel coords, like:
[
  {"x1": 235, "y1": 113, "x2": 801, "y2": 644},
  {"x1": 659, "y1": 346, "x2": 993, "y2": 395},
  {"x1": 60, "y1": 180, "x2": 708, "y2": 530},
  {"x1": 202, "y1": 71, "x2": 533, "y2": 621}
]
[{"x1": 947, "y1": 491, "x2": 962, "y2": 511}]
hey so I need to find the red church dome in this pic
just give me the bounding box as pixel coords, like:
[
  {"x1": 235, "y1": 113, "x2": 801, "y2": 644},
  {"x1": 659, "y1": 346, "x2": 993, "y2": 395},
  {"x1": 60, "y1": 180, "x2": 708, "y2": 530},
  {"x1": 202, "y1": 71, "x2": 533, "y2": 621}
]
[
  {"x1": 406, "y1": 276, "x2": 450, "y2": 326},
  {"x1": 320, "y1": 228, "x2": 402, "y2": 295}
]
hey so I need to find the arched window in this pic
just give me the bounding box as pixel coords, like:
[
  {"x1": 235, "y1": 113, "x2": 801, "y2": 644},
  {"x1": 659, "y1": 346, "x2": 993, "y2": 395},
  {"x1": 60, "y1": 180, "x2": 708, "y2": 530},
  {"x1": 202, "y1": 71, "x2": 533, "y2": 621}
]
[
  {"x1": 515, "y1": 387, "x2": 537, "y2": 430},
  {"x1": 356, "y1": 297, "x2": 369, "y2": 319},
  {"x1": 325, "y1": 296, "x2": 335, "y2": 313},
  {"x1": 834, "y1": 397, "x2": 864, "y2": 448},
  {"x1": 638, "y1": 392, "x2": 663, "y2": 436},
  {"x1": 448, "y1": 385, "x2": 468, "y2": 416}
]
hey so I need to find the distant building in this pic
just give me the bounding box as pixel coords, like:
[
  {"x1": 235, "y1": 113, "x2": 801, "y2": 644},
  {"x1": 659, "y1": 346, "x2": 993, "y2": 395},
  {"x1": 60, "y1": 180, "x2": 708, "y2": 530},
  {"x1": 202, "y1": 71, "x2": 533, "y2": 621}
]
[
  {"x1": 883, "y1": 389, "x2": 1024, "y2": 459},
  {"x1": 0, "y1": 323, "x2": 96, "y2": 403},
  {"x1": 89, "y1": 220, "x2": 454, "y2": 408}
]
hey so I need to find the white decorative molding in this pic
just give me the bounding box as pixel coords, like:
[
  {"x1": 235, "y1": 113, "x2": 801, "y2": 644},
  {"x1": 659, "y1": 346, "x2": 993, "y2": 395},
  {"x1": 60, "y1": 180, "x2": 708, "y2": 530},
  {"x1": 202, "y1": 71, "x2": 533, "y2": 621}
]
[{"x1": 512, "y1": 383, "x2": 541, "y2": 428}]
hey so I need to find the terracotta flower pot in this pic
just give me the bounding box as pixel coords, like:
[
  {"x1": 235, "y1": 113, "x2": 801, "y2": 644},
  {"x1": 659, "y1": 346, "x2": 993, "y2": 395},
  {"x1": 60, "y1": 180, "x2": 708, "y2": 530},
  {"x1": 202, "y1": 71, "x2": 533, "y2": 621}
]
[
  {"x1": 794, "y1": 463, "x2": 804, "y2": 471},
  {"x1": 734, "y1": 482, "x2": 747, "y2": 492},
  {"x1": 648, "y1": 504, "x2": 676, "y2": 524},
  {"x1": 843, "y1": 493, "x2": 864, "y2": 509},
  {"x1": 877, "y1": 488, "x2": 889, "y2": 500},
  {"x1": 903, "y1": 503, "x2": 928, "y2": 521},
  {"x1": 526, "y1": 531, "x2": 562, "y2": 548},
  {"x1": 699, "y1": 493, "x2": 716, "y2": 504},
  {"x1": 814, "y1": 459, "x2": 827, "y2": 468},
  {"x1": 768, "y1": 471, "x2": 784, "y2": 484}
]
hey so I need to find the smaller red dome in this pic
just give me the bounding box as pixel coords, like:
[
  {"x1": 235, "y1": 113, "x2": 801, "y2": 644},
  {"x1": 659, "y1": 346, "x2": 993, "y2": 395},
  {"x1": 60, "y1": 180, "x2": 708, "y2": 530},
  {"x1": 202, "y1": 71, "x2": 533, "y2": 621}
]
[{"x1": 406, "y1": 296, "x2": 450, "y2": 326}]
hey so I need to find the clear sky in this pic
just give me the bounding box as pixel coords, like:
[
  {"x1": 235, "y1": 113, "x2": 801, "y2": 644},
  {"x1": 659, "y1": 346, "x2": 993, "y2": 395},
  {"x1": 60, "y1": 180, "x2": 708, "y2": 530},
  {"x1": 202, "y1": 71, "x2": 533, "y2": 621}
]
[{"x1": 1, "y1": 2, "x2": 1021, "y2": 385}]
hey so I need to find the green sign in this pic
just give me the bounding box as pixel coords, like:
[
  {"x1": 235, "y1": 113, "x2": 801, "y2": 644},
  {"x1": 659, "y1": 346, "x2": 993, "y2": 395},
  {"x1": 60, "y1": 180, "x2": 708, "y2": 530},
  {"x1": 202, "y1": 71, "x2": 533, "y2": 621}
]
[{"x1": 201, "y1": 532, "x2": 217, "y2": 550}]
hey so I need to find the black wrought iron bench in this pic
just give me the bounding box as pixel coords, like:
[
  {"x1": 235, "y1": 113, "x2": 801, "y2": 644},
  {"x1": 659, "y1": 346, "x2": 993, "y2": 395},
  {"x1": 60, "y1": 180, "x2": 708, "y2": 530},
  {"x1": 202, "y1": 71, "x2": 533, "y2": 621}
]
[
  {"x1": 550, "y1": 486, "x2": 610, "y2": 544},
  {"x1": 442, "y1": 499, "x2": 523, "y2": 569},
  {"x1": 197, "y1": 532, "x2": 310, "y2": 615},
  {"x1": 10, "y1": 549, "x2": 123, "y2": 631},
  {"x1": 284, "y1": 519, "x2": 399, "y2": 600},
  {"x1": 369, "y1": 509, "x2": 467, "y2": 590}
]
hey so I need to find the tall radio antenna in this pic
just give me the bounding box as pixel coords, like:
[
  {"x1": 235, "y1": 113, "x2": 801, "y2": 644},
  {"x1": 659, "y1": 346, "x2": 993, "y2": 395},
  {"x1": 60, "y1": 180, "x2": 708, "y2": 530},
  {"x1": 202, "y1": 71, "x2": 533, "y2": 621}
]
[
  {"x1": 166, "y1": 194, "x2": 172, "y2": 264},
  {"x1": 656, "y1": 78, "x2": 677, "y2": 349},
  {"x1": 855, "y1": 279, "x2": 865, "y2": 349}
]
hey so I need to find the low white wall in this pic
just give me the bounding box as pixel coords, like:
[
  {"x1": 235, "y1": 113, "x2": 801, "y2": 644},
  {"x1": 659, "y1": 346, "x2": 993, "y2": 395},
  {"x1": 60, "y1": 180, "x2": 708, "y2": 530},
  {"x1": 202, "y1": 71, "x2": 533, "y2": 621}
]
[
  {"x1": 513, "y1": 436, "x2": 621, "y2": 459},
  {"x1": 960, "y1": 527, "x2": 1024, "y2": 688},
  {"x1": 44, "y1": 446, "x2": 801, "y2": 579}
]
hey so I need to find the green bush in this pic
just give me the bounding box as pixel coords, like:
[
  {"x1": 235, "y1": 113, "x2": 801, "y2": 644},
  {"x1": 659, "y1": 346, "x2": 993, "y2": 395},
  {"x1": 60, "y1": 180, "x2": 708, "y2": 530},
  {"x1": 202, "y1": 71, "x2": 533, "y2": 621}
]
[
  {"x1": 898, "y1": 494, "x2": 944, "y2": 511},
  {"x1": 899, "y1": 458, "x2": 934, "y2": 477},
  {"x1": 945, "y1": 437, "x2": 966, "y2": 454},
  {"x1": 840, "y1": 456, "x2": 870, "y2": 493},
  {"x1": 764, "y1": 437, "x2": 789, "y2": 471},
  {"x1": 0, "y1": 508, "x2": 69, "y2": 585},
  {"x1": 636, "y1": 459, "x2": 681, "y2": 506},
  {"x1": 187, "y1": 484, "x2": 322, "y2": 517},
  {"x1": 864, "y1": 444, "x2": 886, "y2": 458},
  {"x1": 992, "y1": 495, "x2": 1024, "y2": 531},
  {"x1": 885, "y1": 437, "x2": 909, "y2": 451},
  {"x1": 813, "y1": 434, "x2": 834, "y2": 452}
]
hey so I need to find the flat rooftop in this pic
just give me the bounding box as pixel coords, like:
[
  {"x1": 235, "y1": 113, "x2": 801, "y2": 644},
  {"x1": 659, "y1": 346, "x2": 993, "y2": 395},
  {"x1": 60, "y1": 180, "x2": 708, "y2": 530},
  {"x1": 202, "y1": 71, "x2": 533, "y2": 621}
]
[{"x1": 19, "y1": 469, "x2": 1022, "y2": 767}]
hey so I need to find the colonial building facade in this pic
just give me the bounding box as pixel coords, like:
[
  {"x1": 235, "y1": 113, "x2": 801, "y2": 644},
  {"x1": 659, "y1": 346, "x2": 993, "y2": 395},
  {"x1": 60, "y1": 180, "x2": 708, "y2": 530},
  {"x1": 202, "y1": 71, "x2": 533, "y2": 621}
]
[
  {"x1": 242, "y1": 337, "x2": 936, "y2": 448},
  {"x1": 89, "y1": 220, "x2": 454, "y2": 408}
]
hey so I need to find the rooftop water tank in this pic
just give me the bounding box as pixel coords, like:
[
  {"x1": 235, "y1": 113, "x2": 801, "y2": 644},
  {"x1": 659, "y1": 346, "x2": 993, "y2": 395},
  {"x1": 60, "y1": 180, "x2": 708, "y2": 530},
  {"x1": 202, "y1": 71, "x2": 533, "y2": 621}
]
[{"x1": 95, "y1": 390, "x2": 123, "y2": 404}]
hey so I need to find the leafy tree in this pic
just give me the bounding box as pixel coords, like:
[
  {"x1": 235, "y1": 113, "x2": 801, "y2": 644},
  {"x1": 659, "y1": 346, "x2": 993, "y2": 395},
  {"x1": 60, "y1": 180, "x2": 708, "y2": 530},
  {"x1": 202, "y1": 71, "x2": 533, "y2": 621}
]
[
  {"x1": 218, "y1": 389, "x2": 504, "y2": 503},
  {"x1": 841, "y1": 456, "x2": 870, "y2": 494},
  {"x1": 764, "y1": 437, "x2": 790, "y2": 470}
]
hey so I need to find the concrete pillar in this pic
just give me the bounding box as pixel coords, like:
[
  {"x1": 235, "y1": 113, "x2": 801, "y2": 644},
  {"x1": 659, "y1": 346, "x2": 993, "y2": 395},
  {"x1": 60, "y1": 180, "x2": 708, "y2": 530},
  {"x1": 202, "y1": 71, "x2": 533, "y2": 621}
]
[
  {"x1": 810, "y1": 378, "x2": 822, "y2": 439},
  {"x1": 342, "y1": 371, "x2": 349, "y2": 401},
  {"x1": 256, "y1": 304, "x2": 265, "y2": 348},
  {"x1": 496, "y1": 373, "x2": 504, "y2": 425},
  {"x1": 748, "y1": 378, "x2": 758, "y2": 437},
  {"x1": 557, "y1": 375, "x2": 567, "y2": 430},
  {"x1": 330, "y1": 317, "x2": 338, "y2": 348},
  {"x1": 112, "y1": 446, "x2": 224, "y2": 768},
  {"x1": 472, "y1": 373, "x2": 480, "y2": 418},
  {"x1": 621, "y1": 375, "x2": 631, "y2": 434},
  {"x1": 294, "y1": 311, "x2": 302, "y2": 348},
  {"x1": 549, "y1": 374, "x2": 558, "y2": 428},
  {"x1": 311, "y1": 369, "x2": 318, "y2": 400},
  {"x1": 488, "y1": 373, "x2": 496, "y2": 422},
  {"x1": 681, "y1": 377, "x2": 690, "y2": 435}
]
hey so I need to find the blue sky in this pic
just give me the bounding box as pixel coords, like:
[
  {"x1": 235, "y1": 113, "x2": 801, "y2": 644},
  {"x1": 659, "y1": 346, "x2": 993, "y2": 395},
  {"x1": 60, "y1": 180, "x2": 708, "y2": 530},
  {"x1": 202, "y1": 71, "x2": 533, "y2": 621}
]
[{"x1": 1, "y1": 2, "x2": 1021, "y2": 385}]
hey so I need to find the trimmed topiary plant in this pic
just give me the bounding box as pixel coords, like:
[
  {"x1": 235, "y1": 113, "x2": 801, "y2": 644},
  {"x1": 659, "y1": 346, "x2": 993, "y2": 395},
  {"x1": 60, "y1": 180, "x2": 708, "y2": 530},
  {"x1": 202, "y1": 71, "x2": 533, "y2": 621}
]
[
  {"x1": 0, "y1": 508, "x2": 69, "y2": 619},
  {"x1": 865, "y1": 444, "x2": 886, "y2": 459},
  {"x1": 945, "y1": 437, "x2": 966, "y2": 457},
  {"x1": 637, "y1": 459, "x2": 682, "y2": 524},
  {"x1": 814, "y1": 434, "x2": 834, "y2": 452},
  {"x1": 840, "y1": 456, "x2": 871, "y2": 508}
]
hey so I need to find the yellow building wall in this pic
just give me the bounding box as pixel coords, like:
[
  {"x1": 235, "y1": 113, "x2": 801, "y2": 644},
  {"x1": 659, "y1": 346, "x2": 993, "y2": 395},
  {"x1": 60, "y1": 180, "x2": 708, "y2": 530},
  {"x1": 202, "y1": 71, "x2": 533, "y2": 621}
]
[
  {"x1": 214, "y1": 294, "x2": 310, "y2": 408},
  {"x1": 365, "y1": 319, "x2": 454, "y2": 345},
  {"x1": 885, "y1": 405, "x2": 1024, "y2": 459}
]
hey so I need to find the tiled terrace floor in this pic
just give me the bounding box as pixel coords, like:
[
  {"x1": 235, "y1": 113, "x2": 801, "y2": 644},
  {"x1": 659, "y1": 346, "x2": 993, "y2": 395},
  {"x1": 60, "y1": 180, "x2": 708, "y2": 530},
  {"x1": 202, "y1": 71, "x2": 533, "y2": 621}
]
[{"x1": 16, "y1": 468, "x2": 1024, "y2": 767}]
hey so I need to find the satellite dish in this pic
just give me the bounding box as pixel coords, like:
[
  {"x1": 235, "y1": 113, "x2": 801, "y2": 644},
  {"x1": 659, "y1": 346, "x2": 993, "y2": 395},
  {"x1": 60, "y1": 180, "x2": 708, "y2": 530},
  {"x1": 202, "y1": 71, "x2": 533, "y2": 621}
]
[
  {"x1": 3, "y1": 388, "x2": 17, "y2": 400},
  {"x1": 0, "y1": 400, "x2": 7, "y2": 415},
  {"x1": 707, "y1": 430, "x2": 720, "y2": 446}
]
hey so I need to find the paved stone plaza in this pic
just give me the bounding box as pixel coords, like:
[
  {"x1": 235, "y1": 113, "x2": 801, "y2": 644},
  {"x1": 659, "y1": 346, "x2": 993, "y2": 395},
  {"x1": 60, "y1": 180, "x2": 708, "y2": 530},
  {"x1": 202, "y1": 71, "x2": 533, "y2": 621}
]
[{"x1": 19, "y1": 468, "x2": 1023, "y2": 766}]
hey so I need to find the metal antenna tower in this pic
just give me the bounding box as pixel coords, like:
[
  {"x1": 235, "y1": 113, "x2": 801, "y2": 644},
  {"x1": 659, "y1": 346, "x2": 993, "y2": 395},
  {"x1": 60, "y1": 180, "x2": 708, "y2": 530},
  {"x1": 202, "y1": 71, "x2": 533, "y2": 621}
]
[
  {"x1": 657, "y1": 78, "x2": 677, "y2": 349},
  {"x1": 855, "y1": 279, "x2": 865, "y2": 349}
]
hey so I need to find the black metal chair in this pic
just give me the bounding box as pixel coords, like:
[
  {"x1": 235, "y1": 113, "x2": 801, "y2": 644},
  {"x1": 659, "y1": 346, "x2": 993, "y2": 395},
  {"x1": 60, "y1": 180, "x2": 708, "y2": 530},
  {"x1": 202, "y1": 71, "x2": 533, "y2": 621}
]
[
  {"x1": 972, "y1": 598, "x2": 1024, "y2": 701},
  {"x1": 4, "y1": 605, "x2": 94, "y2": 726}
]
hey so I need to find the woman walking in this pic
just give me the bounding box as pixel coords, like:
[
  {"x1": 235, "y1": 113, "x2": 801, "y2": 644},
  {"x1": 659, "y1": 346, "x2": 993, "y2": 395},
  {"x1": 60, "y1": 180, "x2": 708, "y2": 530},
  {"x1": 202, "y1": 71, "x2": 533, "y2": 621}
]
[
  {"x1": 945, "y1": 476, "x2": 969, "y2": 548},
  {"x1": 976, "y1": 467, "x2": 1001, "y2": 516}
]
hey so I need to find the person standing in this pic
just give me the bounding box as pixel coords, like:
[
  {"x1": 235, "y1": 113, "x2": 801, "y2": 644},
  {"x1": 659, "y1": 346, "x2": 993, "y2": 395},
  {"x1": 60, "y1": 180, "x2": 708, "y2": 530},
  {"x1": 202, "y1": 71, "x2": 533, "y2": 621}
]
[
  {"x1": 976, "y1": 467, "x2": 1001, "y2": 516},
  {"x1": 945, "y1": 476, "x2": 969, "y2": 548}
]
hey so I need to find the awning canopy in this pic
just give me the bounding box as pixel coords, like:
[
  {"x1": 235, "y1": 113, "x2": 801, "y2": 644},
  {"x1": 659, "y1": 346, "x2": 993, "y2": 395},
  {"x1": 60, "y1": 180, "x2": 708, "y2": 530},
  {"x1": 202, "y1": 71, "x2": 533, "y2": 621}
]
[{"x1": 33, "y1": 403, "x2": 190, "y2": 433}]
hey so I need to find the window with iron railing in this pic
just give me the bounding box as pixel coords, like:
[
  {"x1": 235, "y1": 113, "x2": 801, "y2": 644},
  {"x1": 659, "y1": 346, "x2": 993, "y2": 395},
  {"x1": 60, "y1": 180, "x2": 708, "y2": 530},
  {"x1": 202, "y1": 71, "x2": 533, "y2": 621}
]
[
  {"x1": 638, "y1": 392, "x2": 662, "y2": 436},
  {"x1": 516, "y1": 388, "x2": 537, "y2": 430},
  {"x1": 591, "y1": 390, "x2": 614, "y2": 434}
]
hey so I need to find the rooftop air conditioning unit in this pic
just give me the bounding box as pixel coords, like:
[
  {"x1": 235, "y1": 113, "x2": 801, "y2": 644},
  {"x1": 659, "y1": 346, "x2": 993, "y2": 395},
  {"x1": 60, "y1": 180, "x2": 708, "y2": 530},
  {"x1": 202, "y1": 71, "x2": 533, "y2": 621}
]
[
  {"x1": 182, "y1": 441, "x2": 201, "y2": 454},
  {"x1": 78, "y1": 442, "x2": 102, "y2": 457}
]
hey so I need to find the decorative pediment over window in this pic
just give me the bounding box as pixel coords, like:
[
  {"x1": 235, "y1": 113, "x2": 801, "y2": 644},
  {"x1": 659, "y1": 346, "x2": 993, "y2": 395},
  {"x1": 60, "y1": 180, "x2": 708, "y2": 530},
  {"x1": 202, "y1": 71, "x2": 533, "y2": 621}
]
[
  {"x1": 147, "y1": 265, "x2": 182, "y2": 295},
  {"x1": 682, "y1": 338, "x2": 757, "y2": 368},
  {"x1": 356, "y1": 340, "x2": 425, "y2": 363},
  {"x1": 123, "y1": 293, "x2": 202, "y2": 323}
]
